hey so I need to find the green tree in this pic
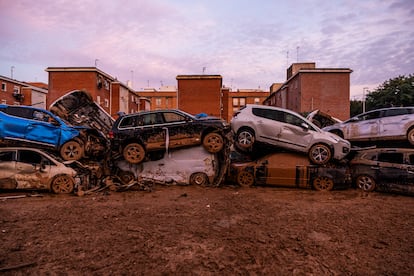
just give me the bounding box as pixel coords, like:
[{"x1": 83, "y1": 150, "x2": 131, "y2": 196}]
[{"x1": 365, "y1": 74, "x2": 414, "y2": 110}]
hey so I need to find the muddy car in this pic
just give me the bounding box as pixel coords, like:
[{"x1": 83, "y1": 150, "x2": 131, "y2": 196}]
[
  {"x1": 0, "y1": 147, "x2": 77, "y2": 193},
  {"x1": 350, "y1": 148, "x2": 414, "y2": 195},
  {"x1": 0, "y1": 104, "x2": 107, "y2": 161},
  {"x1": 231, "y1": 104, "x2": 351, "y2": 165},
  {"x1": 109, "y1": 109, "x2": 231, "y2": 164},
  {"x1": 229, "y1": 152, "x2": 350, "y2": 191},
  {"x1": 323, "y1": 107, "x2": 414, "y2": 146},
  {"x1": 115, "y1": 146, "x2": 219, "y2": 186}
]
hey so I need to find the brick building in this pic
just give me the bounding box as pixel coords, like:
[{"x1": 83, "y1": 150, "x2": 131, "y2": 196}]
[
  {"x1": 264, "y1": 63, "x2": 352, "y2": 120},
  {"x1": 45, "y1": 67, "x2": 145, "y2": 117},
  {"x1": 137, "y1": 86, "x2": 177, "y2": 111},
  {"x1": 222, "y1": 87, "x2": 270, "y2": 122},
  {"x1": 0, "y1": 75, "x2": 48, "y2": 108},
  {"x1": 176, "y1": 75, "x2": 223, "y2": 118}
]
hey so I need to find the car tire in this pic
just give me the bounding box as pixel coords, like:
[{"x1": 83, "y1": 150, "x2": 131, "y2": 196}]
[
  {"x1": 237, "y1": 171, "x2": 254, "y2": 187},
  {"x1": 408, "y1": 128, "x2": 414, "y2": 146},
  {"x1": 51, "y1": 174, "x2": 75, "y2": 194},
  {"x1": 309, "y1": 143, "x2": 332, "y2": 165},
  {"x1": 190, "y1": 172, "x2": 209, "y2": 185},
  {"x1": 123, "y1": 143, "x2": 145, "y2": 164},
  {"x1": 60, "y1": 140, "x2": 84, "y2": 161},
  {"x1": 203, "y1": 133, "x2": 224, "y2": 153},
  {"x1": 312, "y1": 176, "x2": 334, "y2": 191},
  {"x1": 236, "y1": 128, "x2": 255, "y2": 150},
  {"x1": 356, "y1": 174, "x2": 376, "y2": 192},
  {"x1": 118, "y1": 170, "x2": 135, "y2": 185}
]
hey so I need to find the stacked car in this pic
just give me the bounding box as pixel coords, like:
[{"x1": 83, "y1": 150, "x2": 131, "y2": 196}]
[{"x1": 1, "y1": 90, "x2": 413, "y2": 196}]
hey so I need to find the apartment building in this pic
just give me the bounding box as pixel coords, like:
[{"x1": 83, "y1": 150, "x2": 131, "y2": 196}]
[
  {"x1": 264, "y1": 63, "x2": 352, "y2": 120},
  {"x1": 0, "y1": 75, "x2": 48, "y2": 108},
  {"x1": 45, "y1": 67, "x2": 144, "y2": 117},
  {"x1": 137, "y1": 86, "x2": 177, "y2": 110}
]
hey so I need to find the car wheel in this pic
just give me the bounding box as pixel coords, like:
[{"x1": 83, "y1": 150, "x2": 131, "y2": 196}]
[
  {"x1": 237, "y1": 171, "x2": 254, "y2": 187},
  {"x1": 356, "y1": 175, "x2": 376, "y2": 192},
  {"x1": 236, "y1": 129, "x2": 255, "y2": 150},
  {"x1": 190, "y1": 172, "x2": 209, "y2": 185},
  {"x1": 312, "y1": 176, "x2": 334, "y2": 191},
  {"x1": 60, "y1": 140, "x2": 84, "y2": 161},
  {"x1": 408, "y1": 128, "x2": 414, "y2": 146},
  {"x1": 51, "y1": 175, "x2": 75, "y2": 194},
  {"x1": 123, "y1": 143, "x2": 145, "y2": 164},
  {"x1": 203, "y1": 133, "x2": 224, "y2": 153},
  {"x1": 118, "y1": 170, "x2": 135, "y2": 185},
  {"x1": 309, "y1": 143, "x2": 332, "y2": 165}
]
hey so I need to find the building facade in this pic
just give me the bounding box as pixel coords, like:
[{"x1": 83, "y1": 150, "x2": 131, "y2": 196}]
[
  {"x1": 137, "y1": 86, "x2": 178, "y2": 111},
  {"x1": 45, "y1": 67, "x2": 144, "y2": 117},
  {"x1": 0, "y1": 75, "x2": 48, "y2": 108},
  {"x1": 264, "y1": 63, "x2": 352, "y2": 120}
]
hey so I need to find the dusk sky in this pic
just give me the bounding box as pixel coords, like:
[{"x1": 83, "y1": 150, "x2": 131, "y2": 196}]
[{"x1": 1, "y1": 0, "x2": 413, "y2": 99}]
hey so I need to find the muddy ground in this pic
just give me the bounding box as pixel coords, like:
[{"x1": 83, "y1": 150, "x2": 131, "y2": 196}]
[{"x1": 1, "y1": 184, "x2": 413, "y2": 275}]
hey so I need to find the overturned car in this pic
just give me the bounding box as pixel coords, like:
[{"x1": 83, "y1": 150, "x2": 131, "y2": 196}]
[{"x1": 229, "y1": 151, "x2": 350, "y2": 191}]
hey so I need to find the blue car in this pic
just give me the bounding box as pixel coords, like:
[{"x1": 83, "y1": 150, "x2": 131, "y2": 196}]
[{"x1": 0, "y1": 104, "x2": 107, "y2": 161}]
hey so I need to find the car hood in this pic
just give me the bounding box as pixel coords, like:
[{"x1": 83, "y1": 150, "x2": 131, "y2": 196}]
[
  {"x1": 49, "y1": 90, "x2": 114, "y2": 134},
  {"x1": 306, "y1": 110, "x2": 342, "y2": 128}
]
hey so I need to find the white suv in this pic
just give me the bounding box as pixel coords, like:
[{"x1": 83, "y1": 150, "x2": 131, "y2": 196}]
[
  {"x1": 230, "y1": 105, "x2": 351, "y2": 165},
  {"x1": 323, "y1": 107, "x2": 414, "y2": 145}
]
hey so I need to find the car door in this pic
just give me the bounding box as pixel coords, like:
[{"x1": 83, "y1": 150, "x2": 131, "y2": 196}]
[
  {"x1": 375, "y1": 152, "x2": 407, "y2": 191},
  {"x1": 139, "y1": 113, "x2": 168, "y2": 151},
  {"x1": 162, "y1": 111, "x2": 198, "y2": 149},
  {"x1": 0, "y1": 150, "x2": 17, "y2": 189},
  {"x1": 14, "y1": 149, "x2": 52, "y2": 190},
  {"x1": 24, "y1": 110, "x2": 61, "y2": 147},
  {"x1": 344, "y1": 111, "x2": 381, "y2": 140},
  {"x1": 251, "y1": 108, "x2": 283, "y2": 145},
  {"x1": 278, "y1": 112, "x2": 315, "y2": 151},
  {"x1": 378, "y1": 109, "x2": 409, "y2": 139}
]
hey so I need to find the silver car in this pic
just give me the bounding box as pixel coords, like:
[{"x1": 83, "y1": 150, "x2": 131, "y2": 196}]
[
  {"x1": 230, "y1": 105, "x2": 351, "y2": 165},
  {"x1": 323, "y1": 107, "x2": 414, "y2": 145},
  {"x1": 0, "y1": 147, "x2": 77, "y2": 193}
]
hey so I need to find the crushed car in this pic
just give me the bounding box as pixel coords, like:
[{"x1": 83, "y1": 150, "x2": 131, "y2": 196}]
[
  {"x1": 0, "y1": 103, "x2": 108, "y2": 161},
  {"x1": 115, "y1": 146, "x2": 219, "y2": 186},
  {"x1": 350, "y1": 148, "x2": 414, "y2": 196},
  {"x1": 306, "y1": 109, "x2": 342, "y2": 128},
  {"x1": 228, "y1": 151, "x2": 350, "y2": 191},
  {"x1": 109, "y1": 109, "x2": 231, "y2": 164},
  {"x1": 0, "y1": 147, "x2": 77, "y2": 193},
  {"x1": 322, "y1": 106, "x2": 414, "y2": 146},
  {"x1": 231, "y1": 104, "x2": 351, "y2": 165}
]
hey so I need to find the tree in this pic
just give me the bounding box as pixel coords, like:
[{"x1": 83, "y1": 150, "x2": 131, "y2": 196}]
[
  {"x1": 365, "y1": 74, "x2": 414, "y2": 110},
  {"x1": 350, "y1": 100, "x2": 362, "y2": 117}
]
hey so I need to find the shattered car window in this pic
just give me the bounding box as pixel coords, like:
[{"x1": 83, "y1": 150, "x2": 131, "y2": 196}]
[{"x1": 0, "y1": 151, "x2": 14, "y2": 161}]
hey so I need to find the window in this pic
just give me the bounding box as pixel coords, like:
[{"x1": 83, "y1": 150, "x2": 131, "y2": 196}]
[
  {"x1": 1, "y1": 83, "x2": 6, "y2": 91},
  {"x1": 378, "y1": 153, "x2": 404, "y2": 164},
  {"x1": 155, "y1": 98, "x2": 162, "y2": 106},
  {"x1": 1, "y1": 100, "x2": 6, "y2": 104},
  {"x1": 19, "y1": 150, "x2": 42, "y2": 164},
  {"x1": 13, "y1": 86, "x2": 20, "y2": 94},
  {"x1": 408, "y1": 154, "x2": 414, "y2": 165},
  {"x1": 164, "y1": 112, "x2": 185, "y2": 123},
  {"x1": 384, "y1": 108, "x2": 409, "y2": 117},
  {"x1": 143, "y1": 113, "x2": 163, "y2": 125},
  {"x1": 233, "y1": 97, "x2": 246, "y2": 107},
  {"x1": 254, "y1": 98, "x2": 260, "y2": 104},
  {"x1": 97, "y1": 96, "x2": 101, "y2": 105},
  {"x1": 104, "y1": 99, "x2": 109, "y2": 108},
  {"x1": 0, "y1": 151, "x2": 14, "y2": 161}
]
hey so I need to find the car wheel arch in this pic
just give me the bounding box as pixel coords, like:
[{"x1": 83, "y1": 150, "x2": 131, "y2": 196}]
[{"x1": 407, "y1": 126, "x2": 414, "y2": 145}]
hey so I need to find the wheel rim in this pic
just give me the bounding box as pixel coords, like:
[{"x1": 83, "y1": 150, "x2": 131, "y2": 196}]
[
  {"x1": 310, "y1": 144, "x2": 331, "y2": 165},
  {"x1": 357, "y1": 175, "x2": 375, "y2": 191},
  {"x1": 61, "y1": 141, "x2": 83, "y2": 161},
  {"x1": 51, "y1": 175, "x2": 74, "y2": 194},
  {"x1": 190, "y1": 173, "x2": 208, "y2": 185},
  {"x1": 313, "y1": 176, "x2": 334, "y2": 191},
  {"x1": 204, "y1": 133, "x2": 224, "y2": 153},
  {"x1": 408, "y1": 129, "x2": 414, "y2": 145},
  {"x1": 237, "y1": 171, "x2": 254, "y2": 187},
  {"x1": 124, "y1": 143, "x2": 145, "y2": 164},
  {"x1": 237, "y1": 131, "x2": 254, "y2": 148}
]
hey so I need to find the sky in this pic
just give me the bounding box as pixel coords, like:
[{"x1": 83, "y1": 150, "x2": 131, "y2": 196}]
[{"x1": 0, "y1": 0, "x2": 413, "y2": 99}]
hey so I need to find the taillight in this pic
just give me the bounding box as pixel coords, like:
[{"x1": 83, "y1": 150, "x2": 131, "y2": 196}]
[{"x1": 108, "y1": 131, "x2": 114, "y2": 139}]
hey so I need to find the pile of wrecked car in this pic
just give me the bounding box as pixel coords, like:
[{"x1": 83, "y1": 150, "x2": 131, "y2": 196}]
[{"x1": 0, "y1": 91, "x2": 413, "y2": 196}]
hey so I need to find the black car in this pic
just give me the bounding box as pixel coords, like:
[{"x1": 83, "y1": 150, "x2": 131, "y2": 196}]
[
  {"x1": 350, "y1": 148, "x2": 414, "y2": 195},
  {"x1": 109, "y1": 109, "x2": 231, "y2": 164}
]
